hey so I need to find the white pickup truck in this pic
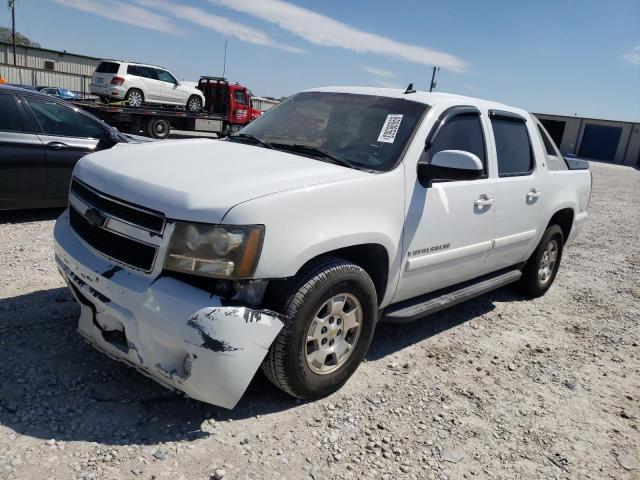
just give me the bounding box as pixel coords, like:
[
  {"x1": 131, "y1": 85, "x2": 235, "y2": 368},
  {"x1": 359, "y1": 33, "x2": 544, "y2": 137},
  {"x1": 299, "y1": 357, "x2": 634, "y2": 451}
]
[{"x1": 53, "y1": 86, "x2": 591, "y2": 408}]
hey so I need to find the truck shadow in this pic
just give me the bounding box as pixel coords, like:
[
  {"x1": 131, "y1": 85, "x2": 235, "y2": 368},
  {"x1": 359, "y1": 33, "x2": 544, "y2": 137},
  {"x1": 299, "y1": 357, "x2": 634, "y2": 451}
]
[
  {"x1": 0, "y1": 285, "x2": 526, "y2": 446},
  {"x1": 0, "y1": 208, "x2": 65, "y2": 225},
  {"x1": 367, "y1": 286, "x2": 527, "y2": 361}
]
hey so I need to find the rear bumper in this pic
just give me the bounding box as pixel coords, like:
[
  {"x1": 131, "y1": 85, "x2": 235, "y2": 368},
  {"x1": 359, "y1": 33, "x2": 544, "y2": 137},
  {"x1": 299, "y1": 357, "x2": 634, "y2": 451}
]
[
  {"x1": 90, "y1": 83, "x2": 126, "y2": 99},
  {"x1": 53, "y1": 210, "x2": 283, "y2": 409}
]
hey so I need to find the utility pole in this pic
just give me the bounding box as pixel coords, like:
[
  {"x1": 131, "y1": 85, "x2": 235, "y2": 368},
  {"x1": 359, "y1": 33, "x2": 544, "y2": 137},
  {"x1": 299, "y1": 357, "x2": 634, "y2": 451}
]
[
  {"x1": 8, "y1": 0, "x2": 16, "y2": 65},
  {"x1": 429, "y1": 65, "x2": 440, "y2": 92},
  {"x1": 222, "y1": 40, "x2": 227, "y2": 78}
]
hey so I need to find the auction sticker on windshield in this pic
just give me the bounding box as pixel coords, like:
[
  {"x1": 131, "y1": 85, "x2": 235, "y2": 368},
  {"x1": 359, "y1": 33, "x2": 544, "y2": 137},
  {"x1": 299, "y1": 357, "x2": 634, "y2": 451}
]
[{"x1": 377, "y1": 114, "x2": 403, "y2": 143}]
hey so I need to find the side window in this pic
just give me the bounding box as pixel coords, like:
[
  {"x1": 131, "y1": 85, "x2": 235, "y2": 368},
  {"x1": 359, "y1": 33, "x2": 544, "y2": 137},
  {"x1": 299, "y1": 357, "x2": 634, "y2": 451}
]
[
  {"x1": 141, "y1": 67, "x2": 158, "y2": 80},
  {"x1": 234, "y1": 90, "x2": 247, "y2": 105},
  {"x1": 25, "y1": 97, "x2": 106, "y2": 139},
  {"x1": 427, "y1": 111, "x2": 487, "y2": 174},
  {"x1": 490, "y1": 114, "x2": 534, "y2": 176},
  {"x1": 127, "y1": 65, "x2": 139, "y2": 76},
  {"x1": 0, "y1": 94, "x2": 26, "y2": 132},
  {"x1": 156, "y1": 69, "x2": 177, "y2": 83}
]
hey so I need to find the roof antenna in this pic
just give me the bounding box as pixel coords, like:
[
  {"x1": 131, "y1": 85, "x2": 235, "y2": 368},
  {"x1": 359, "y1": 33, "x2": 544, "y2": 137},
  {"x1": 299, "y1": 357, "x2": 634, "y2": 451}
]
[{"x1": 404, "y1": 83, "x2": 416, "y2": 94}]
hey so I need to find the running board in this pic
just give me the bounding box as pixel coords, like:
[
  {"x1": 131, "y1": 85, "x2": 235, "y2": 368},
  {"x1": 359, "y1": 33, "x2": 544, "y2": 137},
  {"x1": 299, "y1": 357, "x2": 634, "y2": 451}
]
[{"x1": 382, "y1": 269, "x2": 522, "y2": 323}]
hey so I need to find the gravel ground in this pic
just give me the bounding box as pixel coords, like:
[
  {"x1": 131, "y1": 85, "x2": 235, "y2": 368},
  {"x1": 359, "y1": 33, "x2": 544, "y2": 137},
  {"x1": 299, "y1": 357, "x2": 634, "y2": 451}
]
[{"x1": 0, "y1": 161, "x2": 638, "y2": 480}]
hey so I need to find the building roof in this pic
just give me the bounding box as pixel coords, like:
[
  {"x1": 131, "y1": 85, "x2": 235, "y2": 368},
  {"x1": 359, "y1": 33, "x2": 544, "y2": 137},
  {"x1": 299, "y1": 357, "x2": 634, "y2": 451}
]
[{"x1": 0, "y1": 41, "x2": 101, "y2": 61}]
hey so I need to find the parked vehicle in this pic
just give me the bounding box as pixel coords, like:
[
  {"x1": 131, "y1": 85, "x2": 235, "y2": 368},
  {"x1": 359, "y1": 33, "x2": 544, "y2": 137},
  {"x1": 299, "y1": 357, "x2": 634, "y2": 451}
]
[
  {"x1": 89, "y1": 60, "x2": 206, "y2": 112},
  {"x1": 75, "y1": 76, "x2": 261, "y2": 139},
  {"x1": 0, "y1": 85, "x2": 148, "y2": 210},
  {"x1": 53, "y1": 86, "x2": 591, "y2": 408},
  {"x1": 37, "y1": 86, "x2": 79, "y2": 100}
]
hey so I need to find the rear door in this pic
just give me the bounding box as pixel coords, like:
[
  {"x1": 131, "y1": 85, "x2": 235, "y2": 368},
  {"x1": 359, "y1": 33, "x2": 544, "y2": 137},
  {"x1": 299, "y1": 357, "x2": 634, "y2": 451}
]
[
  {"x1": 23, "y1": 96, "x2": 107, "y2": 200},
  {"x1": 0, "y1": 92, "x2": 46, "y2": 204},
  {"x1": 485, "y1": 111, "x2": 544, "y2": 270}
]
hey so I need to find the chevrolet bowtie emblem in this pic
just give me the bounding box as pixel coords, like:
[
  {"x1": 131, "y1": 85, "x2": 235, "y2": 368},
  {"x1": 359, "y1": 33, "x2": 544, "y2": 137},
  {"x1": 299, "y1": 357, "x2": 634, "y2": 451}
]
[{"x1": 84, "y1": 207, "x2": 107, "y2": 228}]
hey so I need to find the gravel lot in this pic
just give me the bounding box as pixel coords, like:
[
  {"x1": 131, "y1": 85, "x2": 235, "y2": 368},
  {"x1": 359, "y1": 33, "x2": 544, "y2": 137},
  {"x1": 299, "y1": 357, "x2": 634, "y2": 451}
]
[{"x1": 0, "y1": 161, "x2": 638, "y2": 480}]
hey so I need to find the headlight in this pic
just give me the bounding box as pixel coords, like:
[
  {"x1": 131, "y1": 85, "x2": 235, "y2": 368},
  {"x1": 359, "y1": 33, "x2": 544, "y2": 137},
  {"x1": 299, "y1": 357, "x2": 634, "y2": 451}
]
[{"x1": 165, "y1": 222, "x2": 264, "y2": 279}]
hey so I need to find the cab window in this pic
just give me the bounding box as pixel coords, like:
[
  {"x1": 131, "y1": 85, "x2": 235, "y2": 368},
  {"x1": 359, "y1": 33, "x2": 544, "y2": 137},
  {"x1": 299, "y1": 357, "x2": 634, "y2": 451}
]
[
  {"x1": 426, "y1": 110, "x2": 487, "y2": 175},
  {"x1": 234, "y1": 90, "x2": 247, "y2": 105}
]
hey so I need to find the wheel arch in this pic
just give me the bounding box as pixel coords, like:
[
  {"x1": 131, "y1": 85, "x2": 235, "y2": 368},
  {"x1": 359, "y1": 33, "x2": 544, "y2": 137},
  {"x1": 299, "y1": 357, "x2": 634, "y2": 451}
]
[
  {"x1": 547, "y1": 207, "x2": 574, "y2": 243},
  {"x1": 263, "y1": 242, "x2": 391, "y2": 311}
]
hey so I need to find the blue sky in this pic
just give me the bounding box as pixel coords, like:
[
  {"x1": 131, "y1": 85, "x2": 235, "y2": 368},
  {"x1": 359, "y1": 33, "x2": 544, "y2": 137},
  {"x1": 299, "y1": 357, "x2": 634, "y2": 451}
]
[{"x1": 4, "y1": 0, "x2": 639, "y2": 121}]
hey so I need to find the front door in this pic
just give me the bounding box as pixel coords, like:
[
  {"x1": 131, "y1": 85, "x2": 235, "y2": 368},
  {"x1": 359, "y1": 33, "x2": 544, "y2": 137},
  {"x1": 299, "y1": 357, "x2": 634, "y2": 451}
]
[
  {"x1": 156, "y1": 69, "x2": 183, "y2": 104},
  {"x1": 0, "y1": 93, "x2": 46, "y2": 205},
  {"x1": 23, "y1": 96, "x2": 104, "y2": 199},
  {"x1": 394, "y1": 106, "x2": 498, "y2": 302}
]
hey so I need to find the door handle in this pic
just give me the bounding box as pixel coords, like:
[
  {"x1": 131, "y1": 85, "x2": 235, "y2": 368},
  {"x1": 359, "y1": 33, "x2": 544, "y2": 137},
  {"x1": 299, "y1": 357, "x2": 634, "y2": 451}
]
[
  {"x1": 474, "y1": 194, "x2": 494, "y2": 207},
  {"x1": 47, "y1": 142, "x2": 69, "y2": 150},
  {"x1": 527, "y1": 189, "x2": 542, "y2": 198}
]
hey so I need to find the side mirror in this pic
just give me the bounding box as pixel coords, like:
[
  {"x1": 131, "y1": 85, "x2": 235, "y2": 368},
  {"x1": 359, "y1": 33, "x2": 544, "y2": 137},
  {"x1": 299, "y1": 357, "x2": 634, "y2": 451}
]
[
  {"x1": 417, "y1": 150, "x2": 483, "y2": 187},
  {"x1": 97, "y1": 128, "x2": 119, "y2": 150}
]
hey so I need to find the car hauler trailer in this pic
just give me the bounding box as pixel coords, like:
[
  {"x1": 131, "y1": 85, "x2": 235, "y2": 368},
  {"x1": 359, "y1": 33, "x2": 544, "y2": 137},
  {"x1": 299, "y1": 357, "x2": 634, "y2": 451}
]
[{"x1": 72, "y1": 76, "x2": 262, "y2": 139}]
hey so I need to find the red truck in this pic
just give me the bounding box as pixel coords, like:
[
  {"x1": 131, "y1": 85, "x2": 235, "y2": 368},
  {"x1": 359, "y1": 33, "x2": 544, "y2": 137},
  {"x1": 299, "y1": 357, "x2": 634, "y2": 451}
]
[{"x1": 74, "y1": 76, "x2": 262, "y2": 139}]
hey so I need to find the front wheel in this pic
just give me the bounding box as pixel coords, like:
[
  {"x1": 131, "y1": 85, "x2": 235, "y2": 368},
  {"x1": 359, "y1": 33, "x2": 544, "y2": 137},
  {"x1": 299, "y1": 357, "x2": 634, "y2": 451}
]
[
  {"x1": 262, "y1": 257, "x2": 378, "y2": 400},
  {"x1": 519, "y1": 225, "x2": 564, "y2": 297}
]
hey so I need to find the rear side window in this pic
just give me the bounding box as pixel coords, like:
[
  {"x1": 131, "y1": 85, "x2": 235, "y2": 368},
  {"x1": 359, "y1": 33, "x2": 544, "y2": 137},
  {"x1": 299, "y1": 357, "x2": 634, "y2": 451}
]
[
  {"x1": 25, "y1": 97, "x2": 106, "y2": 139},
  {"x1": 427, "y1": 112, "x2": 487, "y2": 173},
  {"x1": 0, "y1": 94, "x2": 25, "y2": 132},
  {"x1": 96, "y1": 62, "x2": 120, "y2": 74},
  {"x1": 537, "y1": 124, "x2": 568, "y2": 171},
  {"x1": 127, "y1": 65, "x2": 158, "y2": 80},
  {"x1": 490, "y1": 114, "x2": 534, "y2": 176}
]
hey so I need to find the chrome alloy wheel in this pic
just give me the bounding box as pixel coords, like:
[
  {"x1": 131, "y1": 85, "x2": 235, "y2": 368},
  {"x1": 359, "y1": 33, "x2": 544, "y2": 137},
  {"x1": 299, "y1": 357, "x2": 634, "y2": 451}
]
[
  {"x1": 127, "y1": 90, "x2": 143, "y2": 107},
  {"x1": 538, "y1": 239, "x2": 558, "y2": 285},
  {"x1": 187, "y1": 97, "x2": 201, "y2": 111},
  {"x1": 304, "y1": 293, "x2": 362, "y2": 375}
]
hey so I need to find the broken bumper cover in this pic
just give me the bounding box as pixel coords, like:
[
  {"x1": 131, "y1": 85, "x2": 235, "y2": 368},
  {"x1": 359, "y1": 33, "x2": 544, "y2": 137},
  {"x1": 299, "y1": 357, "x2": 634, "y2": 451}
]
[{"x1": 53, "y1": 211, "x2": 283, "y2": 409}]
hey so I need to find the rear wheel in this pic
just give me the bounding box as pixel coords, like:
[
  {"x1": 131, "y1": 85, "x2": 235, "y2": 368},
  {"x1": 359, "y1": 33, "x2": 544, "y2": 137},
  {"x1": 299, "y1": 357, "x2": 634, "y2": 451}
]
[
  {"x1": 519, "y1": 225, "x2": 564, "y2": 297},
  {"x1": 125, "y1": 88, "x2": 144, "y2": 107},
  {"x1": 144, "y1": 117, "x2": 170, "y2": 139},
  {"x1": 186, "y1": 95, "x2": 202, "y2": 112},
  {"x1": 262, "y1": 257, "x2": 377, "y2": 399}
]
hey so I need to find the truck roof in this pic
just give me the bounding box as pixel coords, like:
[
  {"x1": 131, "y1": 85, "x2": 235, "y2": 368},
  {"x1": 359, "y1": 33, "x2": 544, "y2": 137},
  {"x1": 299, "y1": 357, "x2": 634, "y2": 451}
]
[{"x1": 305, "y1": 86, "x2": 525, "y2": 117}]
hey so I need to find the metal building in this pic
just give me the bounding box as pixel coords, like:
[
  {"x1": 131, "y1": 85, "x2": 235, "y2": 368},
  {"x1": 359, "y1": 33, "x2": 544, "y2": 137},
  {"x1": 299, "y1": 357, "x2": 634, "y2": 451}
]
[
  {"x1": 0, "y1": 41, "x2": 99, "y2": 96},
  {"x1": 534, "y1": 112, "x2": 640, "y2": 166}
]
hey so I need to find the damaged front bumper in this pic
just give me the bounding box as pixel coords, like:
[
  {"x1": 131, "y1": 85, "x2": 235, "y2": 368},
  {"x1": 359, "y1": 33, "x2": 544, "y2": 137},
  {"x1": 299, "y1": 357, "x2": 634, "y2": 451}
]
[{"x1": 53, "y1": 211, "x2": 283, "y2": 409}]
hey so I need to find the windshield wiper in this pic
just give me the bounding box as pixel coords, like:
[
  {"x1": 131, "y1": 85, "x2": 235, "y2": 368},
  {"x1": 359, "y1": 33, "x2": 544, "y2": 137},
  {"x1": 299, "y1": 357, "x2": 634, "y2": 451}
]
[
  {"x1": 273, "y1": 143, "x2": 355, "y2": 169},
  {"x1": 228, "y1": 133, "x2": 273, "y2": 149}
]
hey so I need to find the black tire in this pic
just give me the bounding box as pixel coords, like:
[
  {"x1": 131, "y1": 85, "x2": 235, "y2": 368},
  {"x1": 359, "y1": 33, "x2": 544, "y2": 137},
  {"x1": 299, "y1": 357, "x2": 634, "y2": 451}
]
[
  {"x1": 519, "y1": 225, "x2": 564, "y2": 297},
  {"x1": 186, "y1": 95, "x2": 202, "y2": 112},
  {"x1": 124, "y1": 88, "x2": 144, "y2": 107},
  {"x1": 145, "y1": 117, "x2": 170, "y2": 139},
  {"x1": 261, "y1": 257, "x2": 378, "y2": 400}
]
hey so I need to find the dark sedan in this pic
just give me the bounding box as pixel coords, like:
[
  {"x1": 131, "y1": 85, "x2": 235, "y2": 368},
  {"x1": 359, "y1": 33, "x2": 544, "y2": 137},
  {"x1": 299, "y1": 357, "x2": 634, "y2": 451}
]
[{"x1": 0, "y1": 85, "x2": 145, "y2": 210}]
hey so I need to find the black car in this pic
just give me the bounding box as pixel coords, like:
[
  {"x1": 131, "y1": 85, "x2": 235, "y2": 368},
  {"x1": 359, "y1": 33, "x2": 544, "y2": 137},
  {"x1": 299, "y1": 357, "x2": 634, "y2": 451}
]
[{"x1": 0, "y1": 85, "x2": 146, "y2": 210}]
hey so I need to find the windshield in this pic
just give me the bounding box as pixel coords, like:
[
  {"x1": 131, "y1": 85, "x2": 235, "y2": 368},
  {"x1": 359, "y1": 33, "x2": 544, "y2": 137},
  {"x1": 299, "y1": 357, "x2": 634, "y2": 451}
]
[{"x1": 235, "y1": 91, "x2": 428, "y2": 172}]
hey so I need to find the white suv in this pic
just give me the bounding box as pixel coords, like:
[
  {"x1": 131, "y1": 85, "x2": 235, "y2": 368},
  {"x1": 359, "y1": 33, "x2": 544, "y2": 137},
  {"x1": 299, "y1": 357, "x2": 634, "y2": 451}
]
[{"x1": 90, "y1": 60, "x2": 205, "y2": 112}]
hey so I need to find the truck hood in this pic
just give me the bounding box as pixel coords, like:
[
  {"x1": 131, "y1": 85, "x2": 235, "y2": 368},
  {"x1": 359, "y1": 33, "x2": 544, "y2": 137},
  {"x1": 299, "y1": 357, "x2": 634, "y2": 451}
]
[{"x1": 73, "y1": 139, "x2": 365, "y2": 223}]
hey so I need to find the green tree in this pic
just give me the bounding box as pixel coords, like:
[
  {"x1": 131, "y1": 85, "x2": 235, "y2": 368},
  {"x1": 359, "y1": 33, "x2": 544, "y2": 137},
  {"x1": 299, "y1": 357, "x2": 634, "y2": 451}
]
[{"x1": 0, "y1": 27, "x2": 40, "y2": 47}]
